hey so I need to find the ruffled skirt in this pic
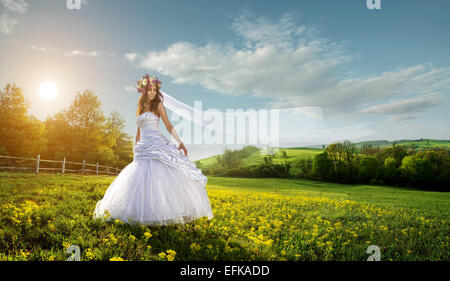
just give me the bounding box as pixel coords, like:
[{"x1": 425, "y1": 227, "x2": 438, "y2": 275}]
[{"x1": 93, "y1": 133, "x2": 214, "y2": 226}]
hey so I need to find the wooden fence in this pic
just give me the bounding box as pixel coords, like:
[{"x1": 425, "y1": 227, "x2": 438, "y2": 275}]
[{"x1": 0, "y1": 155, "x2": 121, "y2": 175}]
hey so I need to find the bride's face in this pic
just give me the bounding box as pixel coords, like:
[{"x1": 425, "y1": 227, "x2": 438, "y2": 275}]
[{"x1": 147, "y1": 86, "x2": 157, "y2": 100}]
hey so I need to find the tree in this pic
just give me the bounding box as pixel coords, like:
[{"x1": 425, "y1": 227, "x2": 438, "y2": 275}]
[
  {"x1": 359, "y1": 156, "x2": 381, "y2": 183},
  {"x1": 425, "y1": 149, "x2": 450, "y2": 190},
  {"x1": 44, "y1": 111, "x2": 76, "y2": 160},
  {"x1": 312, "y1": 151, "x2": 335, "y2": 181},
  {"x1": 66, "y1": 90, "x2": 113, "y2": 163},
  {"x1": 289, "y1": 159, "x2": 312, "y2": 178},
  {"x1": 0, "y1": 84, "x2": 46, "y2": 157},
  {"x1": 44, "y1": 90, "x2": 118, "y2": 166},
  {"x1": 382, "y1": 143, "x2": 407, "y2": 168},
  {"x1": 383, "y1": 157, "x2": 398, "y2": 185},
  {"x1": 216, "y1": 148, "x2": 242, "y2": 168},
  {"x1": 104, "y1": 110, "x2": 134, "y2": 167},
  {"x1": 414, "y1": 157, "x2": 433, "y2": 188},
  {"x1": 325, "y1": 142, "x2": 344, "y2": 179},
  {"x1": 361, "y1": 144, "x2": 381, "y2": 157},
  {"x1": 400, "y1": 155, "x2": 417, "y2": 186},
  {"x1": 342, "y1": 140, "x2": 358, "y2": 182}
]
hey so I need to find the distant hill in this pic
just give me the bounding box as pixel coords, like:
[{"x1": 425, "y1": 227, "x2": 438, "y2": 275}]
[{"x1": 353, "y1": 139, "x2": 450, "y2": 149}]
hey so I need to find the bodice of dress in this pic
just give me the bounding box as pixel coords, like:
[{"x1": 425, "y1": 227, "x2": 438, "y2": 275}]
[
  {"x1": 137, "y1": 111, "x2": 161, "y2": 137},
  {"x1": 133, "y1": 111, "x2": 207, "y2": 185}
]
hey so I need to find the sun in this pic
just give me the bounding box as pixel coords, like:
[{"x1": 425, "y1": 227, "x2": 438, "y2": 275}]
[{"x1": 39, "y1": 82, "x2": 58, "y2": 100}]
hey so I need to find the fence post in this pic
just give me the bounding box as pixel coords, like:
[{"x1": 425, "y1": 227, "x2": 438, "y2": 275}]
[
  {"x1": 82, "y1": 160, "x2": 85, "y2": 175},
  {"x1": 62, "y1": 157, "x2": 66, "y2": 174},
  {"x1": 115, "y1": 167, "x2": 118, "y2": 174},
  {"x1": 35, "y1": 154, "x2": 40, "y2": 175},
  {"x1": 106, "y1": 166, "x2": 109, "y2": 175},
  {"x1": 96, "y1": 162, "x2": 99, "y2": 175}
]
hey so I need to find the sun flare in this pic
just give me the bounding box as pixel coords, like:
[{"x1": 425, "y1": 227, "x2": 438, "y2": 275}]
[{"x1": 39, "y1": 82, "x2": 58, "y2": 101}]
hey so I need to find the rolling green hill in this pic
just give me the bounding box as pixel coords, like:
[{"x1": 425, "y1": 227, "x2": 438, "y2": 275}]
[{"x1": 197, "y1": 147, "x2": 323, "y2": 168}]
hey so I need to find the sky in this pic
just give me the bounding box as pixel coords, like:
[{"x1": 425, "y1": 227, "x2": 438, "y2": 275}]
[{"x1": 0, "y1": 0, "x2": 449, "y2": 160}]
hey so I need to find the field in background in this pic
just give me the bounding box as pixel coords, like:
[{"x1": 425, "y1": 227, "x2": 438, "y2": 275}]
[{"x1": 0, "y1": 172, "x2": 448, "y2": 261}]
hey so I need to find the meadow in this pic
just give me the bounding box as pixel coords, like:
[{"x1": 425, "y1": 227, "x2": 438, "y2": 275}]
[{"x1": 0, "y1": 171, "x2": 448, "y2": 261}]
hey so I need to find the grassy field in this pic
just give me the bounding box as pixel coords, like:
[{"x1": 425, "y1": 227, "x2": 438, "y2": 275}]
[{"x1": 0, "y1": 171, "x2": 448, "y2": 261}]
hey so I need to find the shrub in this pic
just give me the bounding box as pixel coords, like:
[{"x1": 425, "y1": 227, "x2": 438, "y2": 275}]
[{"x1": 288, "y1": 159, "x2": 313, "y2": 178}]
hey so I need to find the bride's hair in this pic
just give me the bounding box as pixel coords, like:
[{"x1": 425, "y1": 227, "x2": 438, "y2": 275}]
[{"x1": 137, "y1": 83, "x2": 164, "y2": 116}]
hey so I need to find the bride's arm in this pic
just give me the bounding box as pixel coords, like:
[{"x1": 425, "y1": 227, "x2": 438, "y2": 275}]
[
  {"x1": 157, "y1": 103, "x2": 187, "y2": 156},
  {"x1": 135, "y1": 127, "x2": 140, "y2": 144}
]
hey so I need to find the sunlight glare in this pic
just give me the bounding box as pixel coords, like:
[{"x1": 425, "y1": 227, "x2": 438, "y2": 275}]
[{"x1": 39, "y1": 82, "x2": 58, "y2": 101}]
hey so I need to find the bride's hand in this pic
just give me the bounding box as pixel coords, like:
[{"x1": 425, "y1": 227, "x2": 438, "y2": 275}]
[{"x1": 178, "y1": 143, "x2": 187, "y2": 156}]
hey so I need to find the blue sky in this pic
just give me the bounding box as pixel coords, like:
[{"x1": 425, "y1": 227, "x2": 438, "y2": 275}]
[{"x1": 1, "y1": 0, "x2": 449, "y2": 159}]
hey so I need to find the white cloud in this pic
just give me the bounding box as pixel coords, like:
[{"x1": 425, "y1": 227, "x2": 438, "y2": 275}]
[
  {"x1": 0, "y1": 1, "x2": 28, "y2": 35},
  {"x1": 387, "y1": 114, "x2": 418, "y2": 123},
  {"x1": 357, "y1": 92, "x2": 446, "y2": 123},
  {"x1": 275, "y1": 64, "x2": 450, "y2": 115},
  {"x1": 30, "y1": 44, "x2": 55, "y2": 53},
  {"x1": 64, "y1": 50, "x2": 99, "y2": 57},
  {"x1": 129, "y1": 11, "x2": 450, "y2": 117},
  {"x1": 0, "y1": 13, "x2": 17, "y2": 34},
  {"x1": 137, "y1": 12, "x2": 352, "y2": 99},
  {"x1": 124, "y1": 52, "x2": 138, "y2": 62},
  {"x1": 358, "y1": 92, "x2": 445, "y2": 115},
  {"x1": 31, "y1": 45, "x2": 45, "y2": 52},
  {"x1": 124, "y1": 86, "x2": 137, "y2": 92},
  {"x1": 0, "y1": 0, "x2": 28, "y2": 14}
]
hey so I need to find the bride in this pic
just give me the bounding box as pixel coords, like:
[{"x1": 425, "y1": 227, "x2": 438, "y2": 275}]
[{"x1": 93, "y1": 74, "x2": 214, "y2": 226}]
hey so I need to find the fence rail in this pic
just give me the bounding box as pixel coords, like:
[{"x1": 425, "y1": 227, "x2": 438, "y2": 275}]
[{"x1": 0, "y1": 155, "x2": 121, "y2": 175}]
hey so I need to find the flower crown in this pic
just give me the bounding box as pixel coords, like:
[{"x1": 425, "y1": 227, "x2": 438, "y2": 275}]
[{"x1": 136, "y1": 74, "x2": 162, "y2": 95}]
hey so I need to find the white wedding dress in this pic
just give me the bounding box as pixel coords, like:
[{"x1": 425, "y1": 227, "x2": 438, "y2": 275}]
[{"x1": 93, "y1": 110, "x2": 214, "y2": 226}]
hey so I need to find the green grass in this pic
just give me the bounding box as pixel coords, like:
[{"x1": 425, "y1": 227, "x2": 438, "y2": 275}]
[
  {"x1": 0, "y1": 171, "x2": 448, "y2": 261},
  {"x1": 196, "y1": 154, "x2": 219, "y2": 167}
]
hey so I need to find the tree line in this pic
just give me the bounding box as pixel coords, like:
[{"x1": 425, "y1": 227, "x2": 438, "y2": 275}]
[
  {"x1": 0, "y1": 84, "x2": 134, "y2": 169},
  {"x1": 201, "y1": 141, "x2": 449, "y2": 191}
]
